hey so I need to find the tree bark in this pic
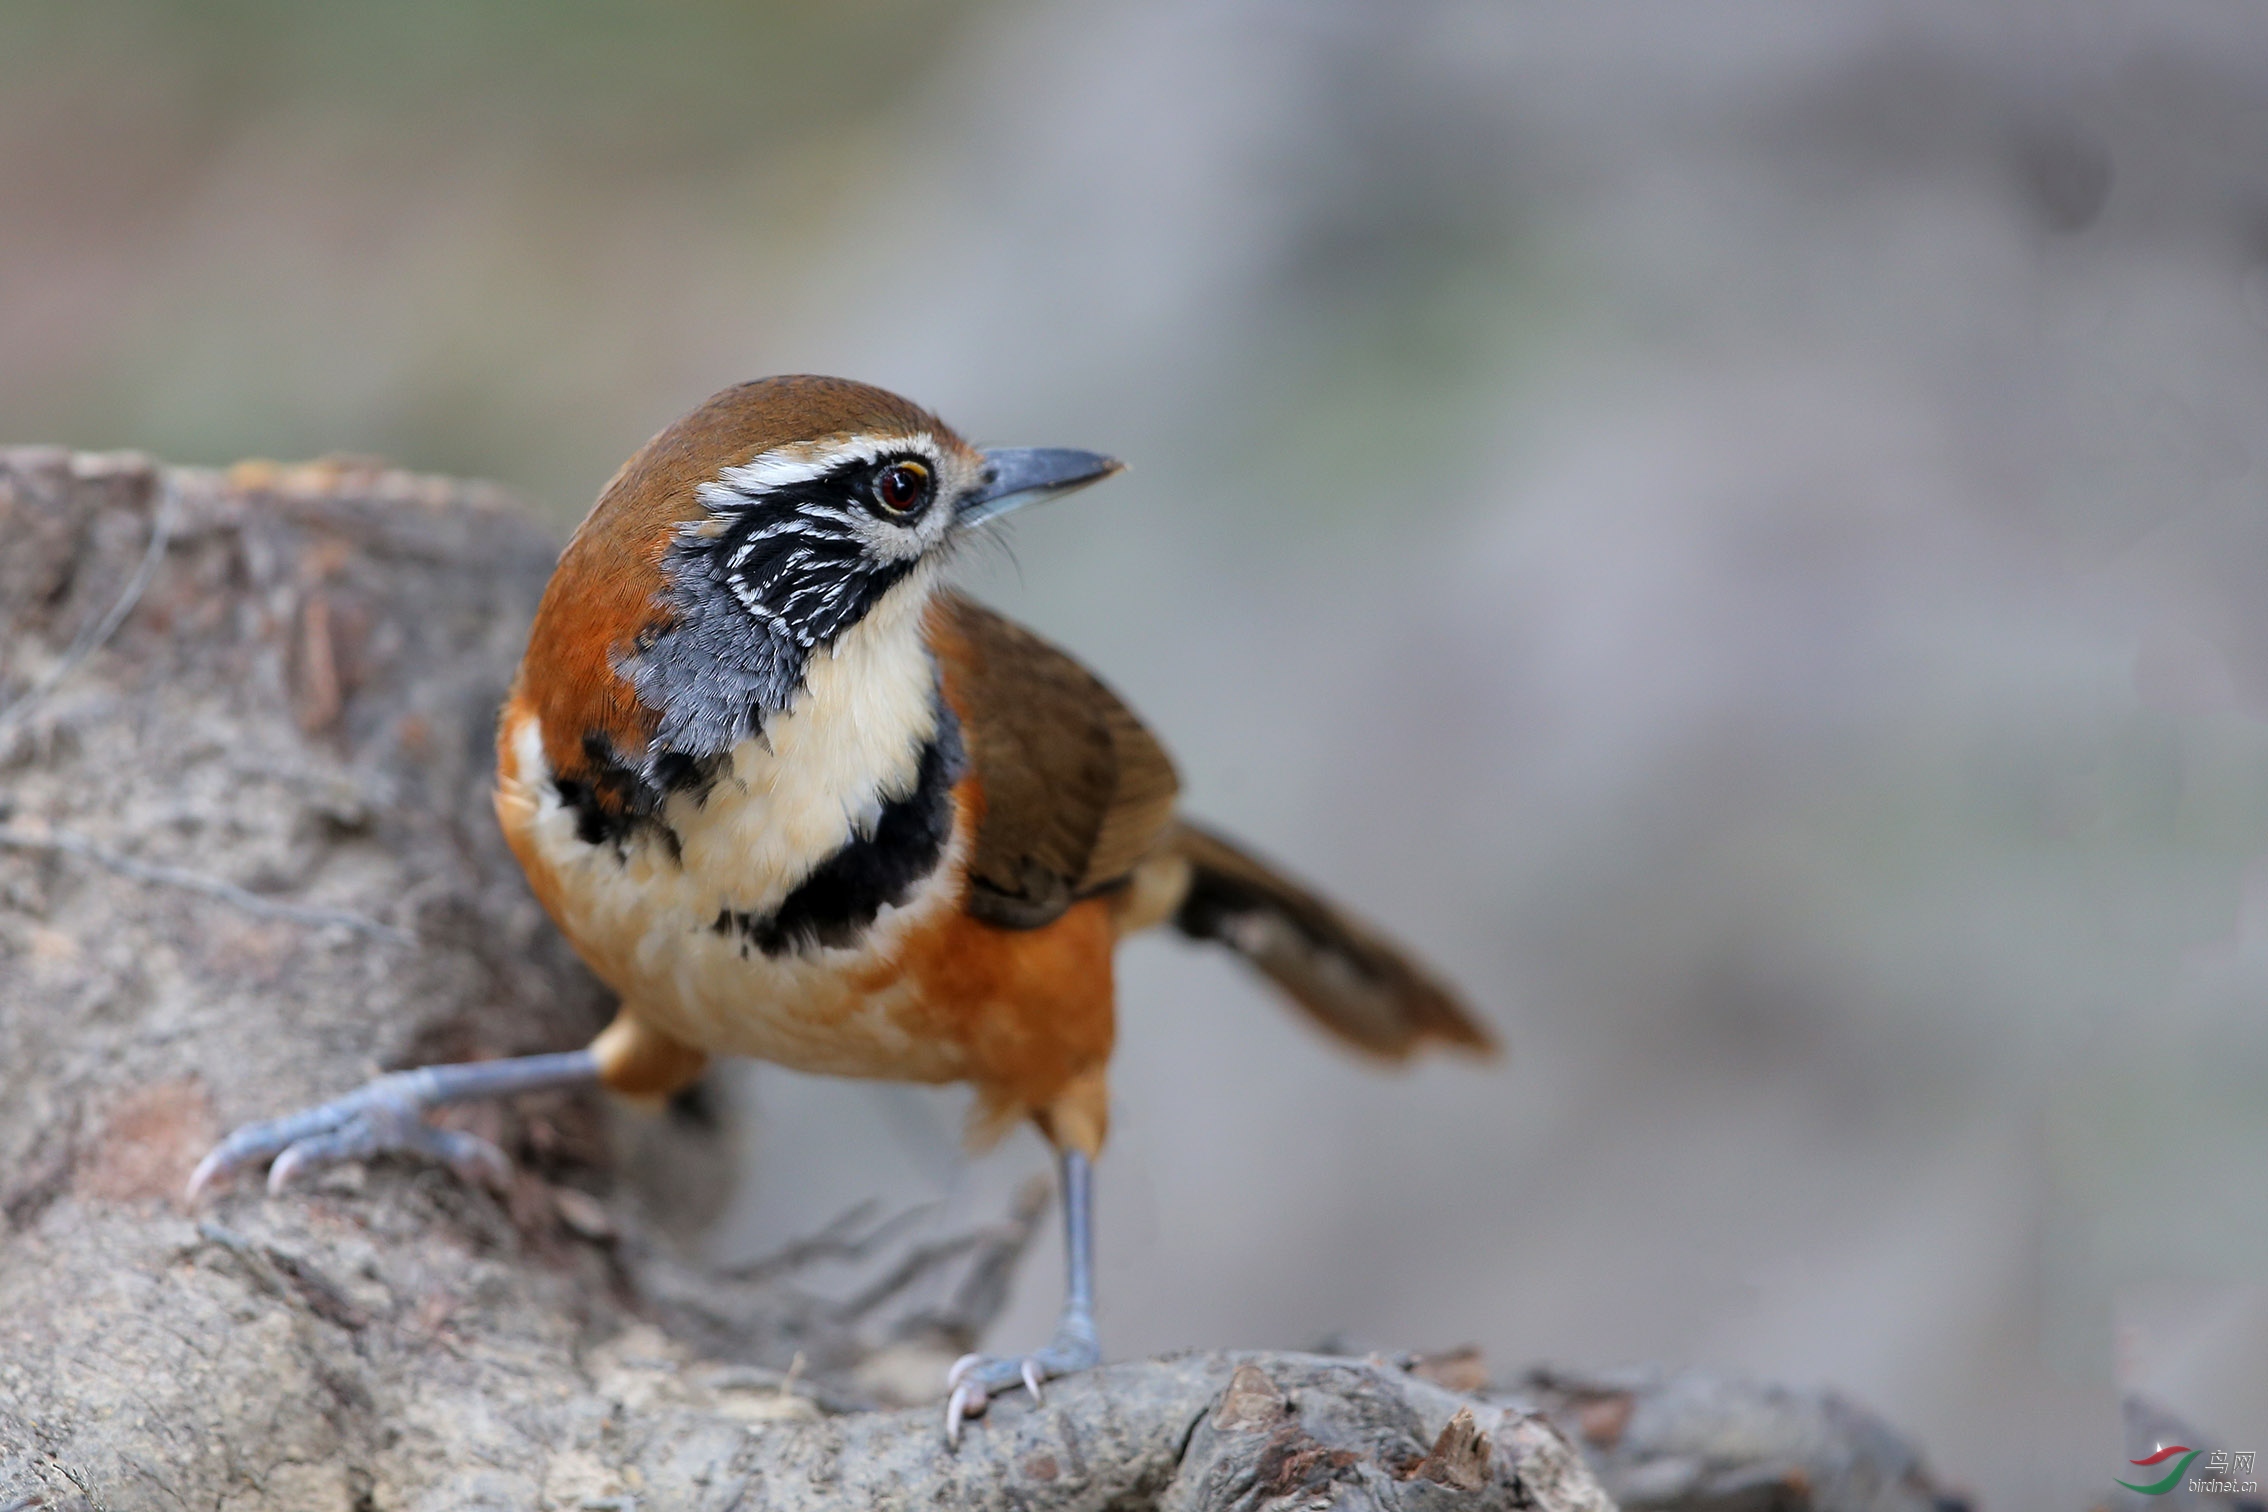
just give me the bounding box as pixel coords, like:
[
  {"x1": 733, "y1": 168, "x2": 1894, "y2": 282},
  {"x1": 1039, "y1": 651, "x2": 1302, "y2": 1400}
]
[{"x1": 0, "y1": 448, "x2": 1610, "y2": 1512}]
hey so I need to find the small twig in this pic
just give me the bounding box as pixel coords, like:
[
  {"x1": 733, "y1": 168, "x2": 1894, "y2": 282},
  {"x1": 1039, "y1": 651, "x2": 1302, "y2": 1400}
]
[
  {"x1": 0, "y1": 823, "x2": 414, "y2": 945},
  {"x1": 718, "y1": 1198, "x2": 876, "y2": 1280},
  {"x1": 847, "y1": 1176, "x2": 1052, "y2": 1345},
  {"x1": 912, "y1": 1174, "x2": 1052, "y2": 1344},
  {"x1": 0, "y1": 475, "x2": 178, "y2": 736},
  {"x1": 831, "y1": 1231, "x2": 988, "y2": 1325},
  {"x1": 49, "y1": 1454, "x2": 114, "y2": 1512},
  {"x1": 191, "y1": 1221, "x2": 290, "y2": 1301},
  {"x1": 718, "y1": 1197, "x2": 937, "y2": 1283}
]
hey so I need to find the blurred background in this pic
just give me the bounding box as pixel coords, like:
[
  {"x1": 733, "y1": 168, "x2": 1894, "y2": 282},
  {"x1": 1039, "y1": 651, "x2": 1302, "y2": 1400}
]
[{"x1": 6, "y1": 1, "x2": 2268, "y2": 1504}]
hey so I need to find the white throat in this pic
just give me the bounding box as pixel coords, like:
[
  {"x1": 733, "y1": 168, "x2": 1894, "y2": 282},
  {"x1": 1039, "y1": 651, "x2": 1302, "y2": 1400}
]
[{"x1": 664, "y1": 564, "x2": 945, "y2": 914}]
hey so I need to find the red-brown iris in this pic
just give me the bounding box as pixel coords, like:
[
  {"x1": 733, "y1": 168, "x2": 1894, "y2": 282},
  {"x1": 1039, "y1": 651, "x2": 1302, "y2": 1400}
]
[{"x1": 872, "y1": 460, "x2": 931, "y2": 517}]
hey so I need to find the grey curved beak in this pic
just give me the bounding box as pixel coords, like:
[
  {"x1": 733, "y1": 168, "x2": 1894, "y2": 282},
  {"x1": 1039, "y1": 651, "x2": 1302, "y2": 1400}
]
[{"x1": 959, "y1": 447, "x2": 1123, "y2": 528}]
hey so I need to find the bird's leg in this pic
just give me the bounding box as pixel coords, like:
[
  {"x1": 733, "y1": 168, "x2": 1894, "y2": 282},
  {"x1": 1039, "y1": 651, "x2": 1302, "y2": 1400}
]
[
  {"x1": 186, "y1": 1049, "x2": 602, "y2": 1202},
  {"x1": 945, "y1": 1146, "x2": 1100, "y2": 1445}
]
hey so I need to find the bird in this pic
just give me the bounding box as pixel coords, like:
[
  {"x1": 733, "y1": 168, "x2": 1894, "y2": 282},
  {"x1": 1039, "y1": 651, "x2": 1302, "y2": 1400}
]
[{"x1": 189, "y1": 375, "x2": 1495, "y2": 1441}]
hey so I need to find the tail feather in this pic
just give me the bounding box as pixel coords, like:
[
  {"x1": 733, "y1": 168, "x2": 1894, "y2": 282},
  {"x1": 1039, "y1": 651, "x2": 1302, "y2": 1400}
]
[{"x1": 1163, "y1": 820, "x2": 1497, "y2": 1061}]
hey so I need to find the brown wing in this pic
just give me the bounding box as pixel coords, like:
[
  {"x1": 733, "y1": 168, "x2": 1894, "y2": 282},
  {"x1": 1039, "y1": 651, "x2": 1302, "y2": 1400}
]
[{"x1": 926, "y1": 592, "x2": 1180, "y2": 929}]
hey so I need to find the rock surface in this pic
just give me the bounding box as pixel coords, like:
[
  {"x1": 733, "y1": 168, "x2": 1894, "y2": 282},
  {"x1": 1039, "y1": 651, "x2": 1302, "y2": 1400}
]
[{"x1": 0, "y1": 448, "x2": 1610, "y2": 1512}]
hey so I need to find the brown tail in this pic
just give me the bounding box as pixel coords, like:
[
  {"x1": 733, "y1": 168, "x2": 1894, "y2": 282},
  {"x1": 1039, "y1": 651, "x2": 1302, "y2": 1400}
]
[{"x1": 1164, "y1": 820, "x2": 1497, "y2": 1061}]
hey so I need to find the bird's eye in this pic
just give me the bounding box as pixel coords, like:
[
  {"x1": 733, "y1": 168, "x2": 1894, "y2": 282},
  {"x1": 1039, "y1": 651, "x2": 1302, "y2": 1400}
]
[{"x1": 871, "y1": 461, "x2": 931, "y2": 518}]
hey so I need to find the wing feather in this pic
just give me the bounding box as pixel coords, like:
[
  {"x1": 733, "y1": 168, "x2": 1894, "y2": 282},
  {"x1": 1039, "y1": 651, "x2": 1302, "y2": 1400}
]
[{"x1": 927, "y1": 593, "x2": 1179, "y2": 928}]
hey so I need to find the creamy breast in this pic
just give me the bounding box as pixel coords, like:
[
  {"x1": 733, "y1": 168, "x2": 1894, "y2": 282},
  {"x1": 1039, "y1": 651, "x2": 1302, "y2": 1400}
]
[{"x1": 496, "y1": 576, "x2": 974, "y2": 1081}]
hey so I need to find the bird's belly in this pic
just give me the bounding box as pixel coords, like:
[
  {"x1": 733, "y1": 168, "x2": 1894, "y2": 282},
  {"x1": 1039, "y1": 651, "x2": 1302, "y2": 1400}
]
[
  {"x1": 623, "y1": 903, "x2": 965, "y2": 1082},
  {"x1": 497, "y1": 715, "x2": 971, "y2": 1084}
]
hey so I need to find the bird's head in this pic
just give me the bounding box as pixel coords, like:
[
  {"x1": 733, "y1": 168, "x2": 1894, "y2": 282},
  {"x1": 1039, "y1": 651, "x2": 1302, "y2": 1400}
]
[{"x1": 526, "y1": 375, "x2": 1120, "y2": 773}]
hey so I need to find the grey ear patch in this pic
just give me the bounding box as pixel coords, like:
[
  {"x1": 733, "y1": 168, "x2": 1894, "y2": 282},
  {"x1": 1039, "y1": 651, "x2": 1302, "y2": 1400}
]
[
  {"x1": 619, "y1": 509, "x2": 821, "y2": 764},
  {"x1": 623, "y1": 505, "x2": 916, "y2": 770},
  {"x1": 618, "y1": 582, "x2": 804, "y2": 766}
]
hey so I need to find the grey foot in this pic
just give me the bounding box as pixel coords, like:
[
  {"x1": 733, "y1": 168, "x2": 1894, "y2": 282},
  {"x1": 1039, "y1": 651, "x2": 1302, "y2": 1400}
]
[
  {"x1": 186, "y1": 1049, "x2": 601, "y2": 1203},
  {"x1": 187, "y1": 1070, "x2": 510, "y2": 1202},
  {"x1": 944, "y1": 1326, "x2": 1101, "y2": 1446}
]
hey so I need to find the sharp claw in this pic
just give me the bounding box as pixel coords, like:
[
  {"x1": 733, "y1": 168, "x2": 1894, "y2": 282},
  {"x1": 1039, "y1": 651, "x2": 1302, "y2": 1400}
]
[
  {"x1": 1021, "y1": 1358, "x2": 1045, "y2": 1404},
  {"x1": 186, "y1": 1053, "x2": 601, "y2": 1205},
  {"x1": 431, "y1": 1129, "x2": 512, "y2": 1191},
  {"x1": 185, "y1": 1150, "x2": 229, "y2": 1205},
  {"x1": 946, "y1": 1352, "x2": 984, "y2": 1390},
  {"x1": 945, "y1": 1380, "x2": 985, "y2": 1448},
  {"x1": 267, "y1": 1144, "x2": 312, "y2": 1196},
  {"x1": 466, "y1": 1143, "x2": 511, "y2": 1190}
]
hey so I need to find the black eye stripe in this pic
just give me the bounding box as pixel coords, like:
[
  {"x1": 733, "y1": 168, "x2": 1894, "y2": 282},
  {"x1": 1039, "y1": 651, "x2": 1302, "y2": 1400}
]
[{"x1": 714, "y1": 450, "x2": 939, "y2": 518}]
